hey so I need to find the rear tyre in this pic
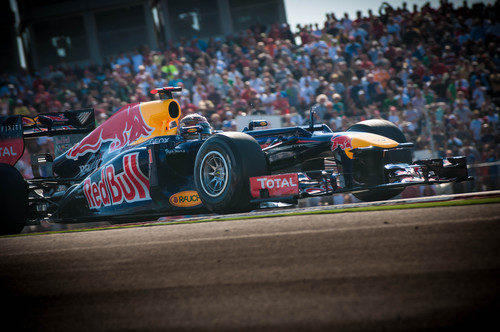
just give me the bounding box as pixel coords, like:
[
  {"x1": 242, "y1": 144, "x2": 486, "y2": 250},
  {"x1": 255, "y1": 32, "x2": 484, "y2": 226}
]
[
  {"x1": 194, "y1": 132, "x2": 268, "y2": 214},
  {"x1": 347, "y1": 119, "x2": 410, "y2": 202},
  {"x1": 0, "y1": 163, "x2": 28, "y2": 235}
]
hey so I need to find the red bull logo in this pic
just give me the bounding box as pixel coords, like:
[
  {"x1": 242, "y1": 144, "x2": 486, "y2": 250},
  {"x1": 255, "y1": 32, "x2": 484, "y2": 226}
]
[
  {"x1": 67, "y1": 103, "x2": 153, "y2": 160},
  {"x1": 83, "y1": 152, "x2": 150, "y2": 209},
  {"x1": 331, "y1": 135, "x2": 353, "y2": 152}
]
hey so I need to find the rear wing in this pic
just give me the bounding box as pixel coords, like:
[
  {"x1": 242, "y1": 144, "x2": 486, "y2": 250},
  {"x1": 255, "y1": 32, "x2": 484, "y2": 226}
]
[
  {"x1": 21, "y1": 108, "x2": 95, "y2": 138},
  {"x1": 0, "y1": 109, "x2": 95, "y2": 166}
]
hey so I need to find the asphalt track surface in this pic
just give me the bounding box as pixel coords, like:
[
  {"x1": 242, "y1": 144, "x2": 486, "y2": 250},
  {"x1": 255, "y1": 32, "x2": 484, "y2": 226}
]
[{"x1": 1, "y1": 203, "x2": 500, "y2": 331}]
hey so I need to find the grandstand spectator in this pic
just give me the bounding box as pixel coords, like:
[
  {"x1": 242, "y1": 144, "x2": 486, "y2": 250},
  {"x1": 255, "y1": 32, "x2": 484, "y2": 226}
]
[{"x1": 0, "y1": 0, "x2": 497, "y2": 193}]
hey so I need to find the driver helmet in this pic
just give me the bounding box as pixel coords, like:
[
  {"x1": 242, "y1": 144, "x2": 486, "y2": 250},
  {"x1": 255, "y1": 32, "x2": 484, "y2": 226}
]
[{"x1": 178, "y1": 113, "x2": 212, "y2": 139}]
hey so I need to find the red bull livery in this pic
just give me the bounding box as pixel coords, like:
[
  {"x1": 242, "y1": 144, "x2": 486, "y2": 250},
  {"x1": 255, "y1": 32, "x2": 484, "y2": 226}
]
[
  {"x1": 67, "y1": 103, "x2": 153, "y2": 159},
  {"x1": 0, "y1": 86, "x2": 470, "y2": 235}
]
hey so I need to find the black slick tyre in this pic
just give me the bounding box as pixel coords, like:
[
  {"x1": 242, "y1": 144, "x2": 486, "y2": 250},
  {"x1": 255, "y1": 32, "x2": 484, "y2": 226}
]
[
  {"x1": 0, "y1": 163, "x2": 28, "y2": 235},
  {"x1": 347, "y1": 119, "x2": 407, "y2": 143},
  {"x1": 194, "y1": 132, "x2": 268, "y2": 214},
  {"x1": 347, "y1": 119, "x2": 410, "y2": 202}
]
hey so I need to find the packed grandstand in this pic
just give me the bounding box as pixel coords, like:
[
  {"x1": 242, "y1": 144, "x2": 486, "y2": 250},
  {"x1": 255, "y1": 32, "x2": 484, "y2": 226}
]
[{"x1": 0, "y1": 0, "x2": 498, "y2": 199}]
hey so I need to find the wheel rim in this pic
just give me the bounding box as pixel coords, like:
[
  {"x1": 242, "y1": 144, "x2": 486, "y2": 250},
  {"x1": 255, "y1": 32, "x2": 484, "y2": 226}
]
[{"x1": 199, "y1": 151, "x2": 229, "y2": 197}]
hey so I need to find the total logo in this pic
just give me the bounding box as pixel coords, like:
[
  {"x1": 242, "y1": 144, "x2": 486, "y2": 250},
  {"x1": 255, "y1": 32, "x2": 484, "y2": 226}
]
[
  {"x1": 254, "y1": 176, "x2": 297, "y2": 189},
  {"x1": 169, "y1": 191, "x2": 202, "y2": 208},
  {"x1": 0, "y1": 146, "x2": 17, "y2": 157},
  {"x1": 83, "y1": 152, "x2": 150, "y2": 209},
  {"x1": 0, "y1": 139, "x2": 23, "y2": 166},
  {"x1": 250, "y1": 173, "x2": 299, "y2": 198}
]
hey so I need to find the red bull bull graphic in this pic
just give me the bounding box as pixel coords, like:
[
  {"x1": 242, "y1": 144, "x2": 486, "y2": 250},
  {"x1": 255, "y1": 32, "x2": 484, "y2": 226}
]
[
  {"x1": 83, "y1": 152, "x2": 150, "y2": 209},
  {"x1": 67, "y1": 103, "x2": 153, "y2": 160},
  {"x1": 331, "y1": 134, "x2": 353, "y2": 152}
]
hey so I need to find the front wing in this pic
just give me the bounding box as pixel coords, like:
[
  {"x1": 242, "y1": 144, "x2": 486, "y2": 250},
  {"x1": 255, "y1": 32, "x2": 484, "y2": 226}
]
[{"x1": 249, "y1": 156, "x2": 471, "y2": 203}]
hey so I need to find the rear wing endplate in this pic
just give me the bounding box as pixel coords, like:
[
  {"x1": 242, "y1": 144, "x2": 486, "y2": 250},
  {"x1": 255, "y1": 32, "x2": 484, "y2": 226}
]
[{"x1": 0, "y1": 109, "x2": 95, "y2": 165}]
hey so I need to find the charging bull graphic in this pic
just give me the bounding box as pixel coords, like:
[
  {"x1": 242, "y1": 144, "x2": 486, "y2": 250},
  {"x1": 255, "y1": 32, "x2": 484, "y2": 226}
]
[
  {"x1": 67, "y1": 103, "x2": 153, "y2": 160},
  {"x1": 331, "y1": 134, "x2": 353, "y2": 152}
]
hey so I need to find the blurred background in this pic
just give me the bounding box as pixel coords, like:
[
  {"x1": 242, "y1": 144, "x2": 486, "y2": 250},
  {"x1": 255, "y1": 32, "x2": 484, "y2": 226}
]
[{"x1": 1, "y1": 0, "x2": 498, "y2": 209}]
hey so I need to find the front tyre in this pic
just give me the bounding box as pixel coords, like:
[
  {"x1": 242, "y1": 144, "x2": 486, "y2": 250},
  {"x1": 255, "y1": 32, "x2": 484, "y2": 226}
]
[{"x1": 194, "y1": 132, "x2": 268, "y2": 214}]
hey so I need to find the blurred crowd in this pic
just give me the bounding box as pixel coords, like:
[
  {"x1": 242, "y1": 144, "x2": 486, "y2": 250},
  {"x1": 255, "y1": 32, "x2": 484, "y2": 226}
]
[{"x1": 0, "y1": 0, "x2": 498, "y2": 192}]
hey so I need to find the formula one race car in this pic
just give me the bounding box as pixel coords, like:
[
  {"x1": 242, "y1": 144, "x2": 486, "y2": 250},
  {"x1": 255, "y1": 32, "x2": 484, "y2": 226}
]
[{"x1": 0, "y1": 87, "x2": 470, "y2": 234}]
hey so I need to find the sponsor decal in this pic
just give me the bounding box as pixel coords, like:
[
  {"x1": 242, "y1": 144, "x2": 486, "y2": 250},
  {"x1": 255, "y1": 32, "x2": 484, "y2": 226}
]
[
  {"x1": 165, "y1": 149, "x2": 187, "y2": 155},
  {"x1": 83, "y1": 152, "x2": 150, "y2": 209},
  {"x1": 331, "y1": 134, "x2": 353, "y2": 152},
  {"x1": 67, "y1": 103, "x2": 153, "y2": 160},
  {"x1": 169, "y1": 191, "x2": 202, "y2": 207},
  {"x1": 0, "y1": 145, "x2": 18, "y2": 157},
  {"x1": 39, "y1": 114, "x2": 68, "y2": 122},
  {"x1": 250, "y1": 173, "x2": 299, "y2": 198},
  {"x1": 21, "y1": 117, "x2": 36, "y2": 126},
  {"x1": 0, "y1": 142, "x2": 21, "y2": 166}
]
